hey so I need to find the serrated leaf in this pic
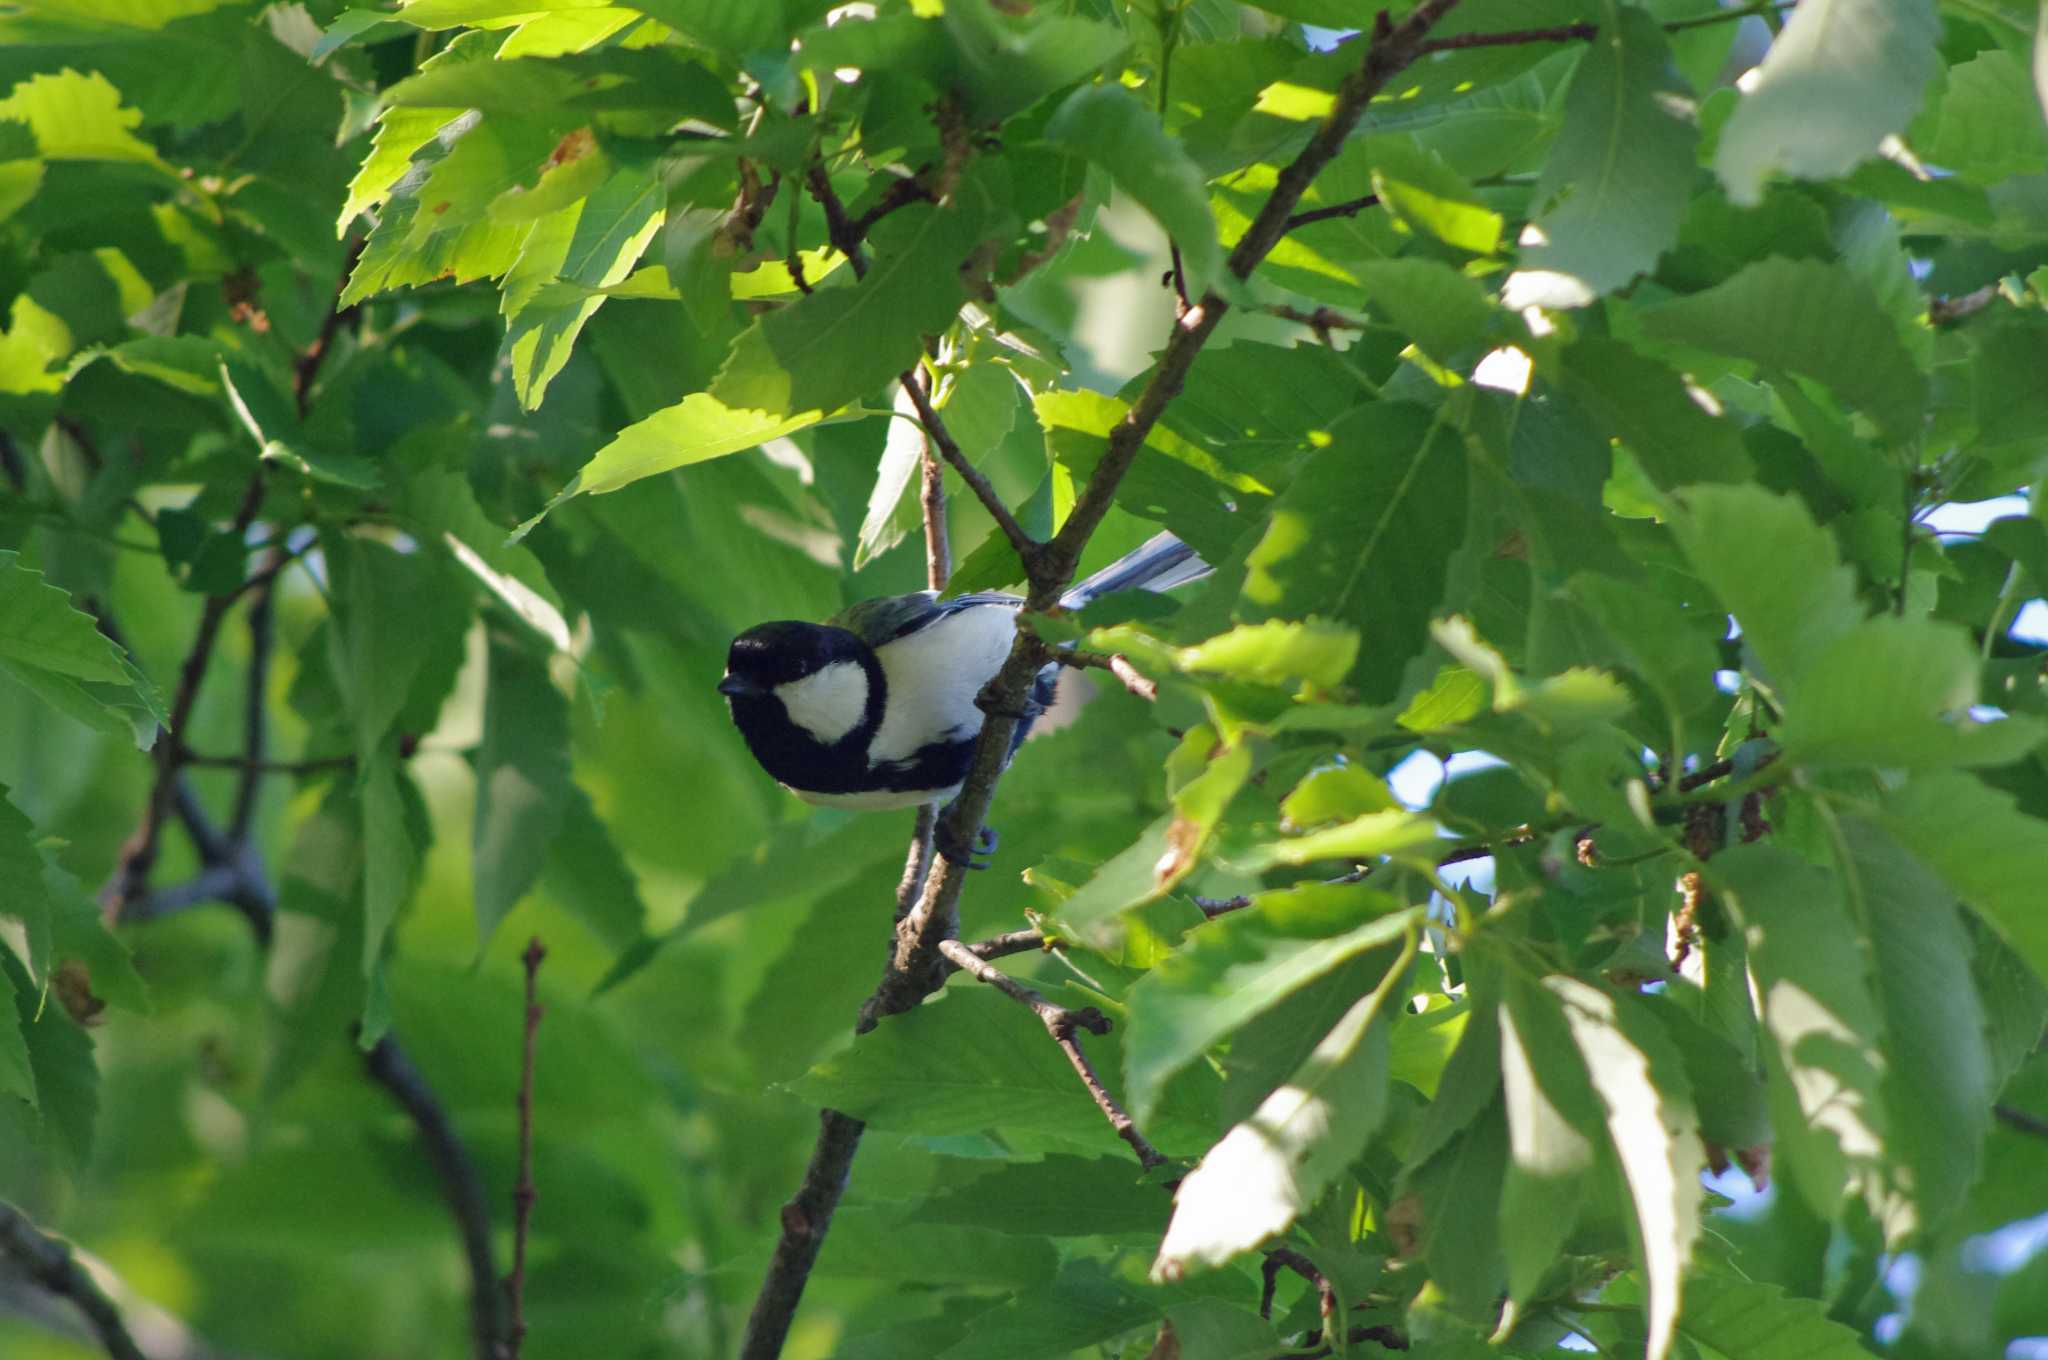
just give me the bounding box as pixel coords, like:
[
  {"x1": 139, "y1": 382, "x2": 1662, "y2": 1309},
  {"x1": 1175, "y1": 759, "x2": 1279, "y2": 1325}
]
[
  {"x1": 1176, "y1": 620, "x2": 1358, "y2": 689},
  {"x1": 1713, "y1": 0, "x2": 1939, "y2": 204},
  {"x1": 911, "y1": 1155, "x2": 1167, "y2": 1239},
  {"x1": 1923, "y1": 49, "x2": 2048, "y2": 182},
  {"x1": 1519, "y1": 7, "x2": 1697, "y2": 296},
  {"x1": 472, "y1": 640, "x2": 573, "y2": 953},
  {"x1": 1355, "y1": 257, "x2": 1498, "y2": 363},
  {"x1": 1878, "y1": 770, "x2": 2048, "y2": 991},
  {"x1": 1498, "y1": 971, "x2": 1600, "y2": 1303},
  {"x1": 359, "y1": 746, "x2": 419, "y2": 993},
  {"x1": 1670, "y1": 484, "x2": 1863, "y2": 693},
  {"x1": 1780, "y1": 617, "x2": 2045, "y2": 768},
  {"x1": 1549, "y1": 977, "x2": 1700, "y2": 1360},
  {"x1": 1240, "y1": 401, "x2": 1465, "y2": 702},
  {"x1": 1711, "y1": 845, "x2": 1888, "y2": 1220},
  {"x1": 518, "y1": 395, "x2": 829, "y2": 536},
  {"x1": 1153, "y1": 926, "x2": 1410, "y2": 1277},
  {"x1": 1843, "y1": 817, "x2": 1992, "y2": 1235},
  {"x1": 791, "y1": 987, "x2": 1165, "y2": 1153},
  {"x1": 0, "y1": 551, "x2": 142, "y2": 687},
  {"x1": 1044, "y1": 84, "x2": 1223, "y2": 296},
  {"x1": 505, "y1": 167, "x2": 664, "y2": 409},
  {"x1": 0, "y1": 785, "x2": 55, "y2": 993},
  {"x1": 1678, "y1": 1273, "x2": 1879, "y2": 1358},
  {"x1": 1642, "y1": 257, "x2": 1927, "y2": 441},
  {"x1": 0, "y1": 69, "x2": 165, "y2": 169},
  {"x1": 1124, "y1": 890, "x2": 1415, "y2": 1124},
  {"x1": 1242, "y1": 808, "x2": 1444, "y2": 871},
  {"x1": 711, "y1": 199, "x2": 987, "y2": 417},
  {"x1": 542, "y1": 787, "x2": 649, "y2": 959},
  {"x1": 3, "y1": 947, "x2": 95, "y2": 1167}
]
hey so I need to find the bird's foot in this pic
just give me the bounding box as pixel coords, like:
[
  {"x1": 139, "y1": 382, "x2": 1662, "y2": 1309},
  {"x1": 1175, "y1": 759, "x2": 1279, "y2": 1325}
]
[{"x1": 935, "y1": 823, "x2": 999, "y2": 871}]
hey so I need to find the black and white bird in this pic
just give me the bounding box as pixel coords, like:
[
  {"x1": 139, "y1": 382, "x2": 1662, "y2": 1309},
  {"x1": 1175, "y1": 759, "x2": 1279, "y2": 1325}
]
[{"x1": 717, "y1": 533, "x2": 1206, "y2": 823}]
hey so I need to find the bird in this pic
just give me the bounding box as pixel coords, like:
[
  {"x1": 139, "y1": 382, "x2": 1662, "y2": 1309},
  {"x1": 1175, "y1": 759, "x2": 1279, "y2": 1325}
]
[{"x1": 717, "y1": 532, "x2": 1206, "y2": 859}]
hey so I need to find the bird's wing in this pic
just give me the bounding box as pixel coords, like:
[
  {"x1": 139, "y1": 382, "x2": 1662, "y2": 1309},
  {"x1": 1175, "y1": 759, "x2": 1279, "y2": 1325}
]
[{"x1": 833, "y1": 590, "x2": 1021, "y2": 648}]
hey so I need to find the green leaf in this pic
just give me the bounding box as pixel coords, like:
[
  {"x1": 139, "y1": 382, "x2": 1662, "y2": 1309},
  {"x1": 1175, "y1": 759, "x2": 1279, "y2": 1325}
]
[
  {"x1": 943, "y1": 9, "x2": 1130, "y2": 126},
  {"x1": 1641, "y1": 257, "x2": 1928, "y2": 442},
  {"x1": 1176, "y1": 620, "x2": 1358, "y2": 689},
  {"x1": 1843, "y1": 817, "x2": 1992, "y2": 1235},
  {"x1": 3, "y1": 947, "x2": 96, "y2": 1167},
  {"x1": 1280, "y1": 765, "x2": 1398, "y2": 829},
  {"x1": 1354, "y1": 258, "x2": 1498, "y2": 364},
  {"x1": 1518, "y1": 8, "x2": 1697, "y2": 297},
  {"x1": 1711, "y1": 845, "x2": 1888, "y2": 1220},
  {"x1": 1677, "y1": 1273, "x2": 1880, "y2": 1359},
  {"x1": 1241, "y1": 808, "x2": 1445, "y2": 871},
  {"x1": 0, "y1": 69, "x2": 166, "y2": 169},
  {"x1": 1921, "y1": 49, "x2": 2048, "y2": 182},
  {"x1": 1498, "y1": 971, "x2": 1601, "y2": 1304},
  {"x1": 1367, "y1": 138, "x2": 1503, "y2": 255},
  {"x1": 0, "y1": 551, "x2": 142, "y2": 687},
  {"x1": 1165, "y1": 1299, "x2": 1285, "y2": 1360},
  {"x1": 1153, "y1": 929, "x2": 1409, "y2": 1278},
  {"x1": 473, "y1": 639, "x2": 574, "y2": 953},
  {"x1": 359, "y1": 746, "x2": 420, "y2": 992},
  {"x1": 910, "y1": 1155, "x2": 1167, "y2": 1239},
  {"x1": 1879, "y1": 771, "x2": 2048, "y2": 989},
  {"x1": 1044, "y1": 84, "x2": 1224, "y2": 297},
  {"x1": 1669, "y1": 484, "x2": 1863, "y2": 693},
  {"x1": 791, "y1": 987, "x2": 1179, "y2": 1154},
  {"x1": 525, "y1": 394, "x2": 830, "y2": 532},
  {"x1": 1713, "y1": 0, "x2": 1939, "y2": 204},
  {"x1": 504, "y1": 168, "x2": 665, "y2": 410},
  {"x1": 1240, "y1": 401, "x2": 1466, "y2": 702},
  {"x1": 542, "y1": 787, "x2": 650, "y2": 958},
  {"x1": 815, "y1": 1206, "x2": 1057, "y2": 1287},
  {"x1": 1780, "y1": 616, "x2": 2044, "y2": 768},
  {"x1": 0, "y1": 951, "x2": 32, "y2": 1108},
  {"x1": 0, "y1": 784, "x2": 54, "y2": 991},
  {"x1": 1973, "y1": 313, "x2": 2048, "y2": 448},
  {"x1": 1550, "y1": 977, "x2": 1700, "y2": 1360},
  {"x1": 710, "y1": 198, "x2": 988, "y2": 417},
  {"x1": 325, "y1": 537, "x2": 468, "y2": 758},
  {"x1": 1124, "y1": 890, "x2": 1416, "y2": 1124},
  {"x1": 932, "y1": 1258, "x2": 1161, "y2": 1360}
]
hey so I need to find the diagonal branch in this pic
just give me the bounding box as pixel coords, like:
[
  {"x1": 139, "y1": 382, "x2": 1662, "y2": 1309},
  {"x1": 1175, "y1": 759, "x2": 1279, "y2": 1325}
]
[
  {"x1": 365, "y1": 1036, "x2": 504, "y2": 1360},
  {"x1": 0, "y1": 1201, "x2": 146, "y2": 1360},
  {"x1": 899, "y1": 365, "x2": 1038, "y2": 565},
  {"x1": 865, "y1": 0, "x2": 1466, "y2": 1035},
  {"x1": 939, "y1": 940, "x2": 1167, "y2": 1171}
]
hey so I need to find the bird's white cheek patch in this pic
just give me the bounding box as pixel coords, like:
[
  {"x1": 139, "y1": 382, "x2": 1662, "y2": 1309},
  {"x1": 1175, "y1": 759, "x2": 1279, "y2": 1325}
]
[{"x1": 775, "y1": 661, "x2": 869, "y2": 745}]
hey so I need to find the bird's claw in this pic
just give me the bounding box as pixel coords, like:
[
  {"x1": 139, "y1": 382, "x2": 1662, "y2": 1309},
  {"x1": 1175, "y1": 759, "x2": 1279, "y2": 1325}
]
[{"x1": 936, "y1": 823, "x2": 999, "y2": 871}]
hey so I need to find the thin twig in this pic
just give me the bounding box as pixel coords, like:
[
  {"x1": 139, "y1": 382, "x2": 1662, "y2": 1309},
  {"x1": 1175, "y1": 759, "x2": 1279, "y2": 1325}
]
[
  {"x1": 1283, "y1": 193, "x2": 1379, "y2": 232},
  {"x1": 939, "y1": 940, "x2": 1168, "y2": 1170},
  {"x1": 898, "y1": 364, "x2": 1038, "y2": 564},
  {"x1": 506, "y1": 939, "x2": 545, "y2": 1360},
  {"x1": 1260, "y1": 1247, "x2": 1334, "y2": 1326},
  {"x1": 1058, "y1": 650, "x2": 1159, "y2": 701},
  {"x1": 364, "y1": 1036, "x2": 504, "y2": 1360},
  {"x1": 1417, "y1": 21, "x2": 1593, "y2": 49},
  {"x1": 231, "y1": 545, "x2": 283, "y2": 838},
  {"x1": 178, "y1": 751, "x2": 354, "y2": 775},
  {"x1": 961, "y1": 928, "x2": 1048, "y2": 962},
  {"x1": 912, "y1": 377, "x2": 951, "y2": 589},
  {"x1": 0, "y1": 1202, "x2": 146, "y2": 1360},
  {"x1": 1996, "y1": 1103, "x2": 2048, "y2": 1139}
]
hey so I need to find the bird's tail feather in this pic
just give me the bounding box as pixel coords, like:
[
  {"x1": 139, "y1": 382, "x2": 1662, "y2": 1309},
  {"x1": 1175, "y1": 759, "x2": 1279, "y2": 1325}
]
[{"x1": 1059, "y1": 532, "x2": 1209, "y2": 610}]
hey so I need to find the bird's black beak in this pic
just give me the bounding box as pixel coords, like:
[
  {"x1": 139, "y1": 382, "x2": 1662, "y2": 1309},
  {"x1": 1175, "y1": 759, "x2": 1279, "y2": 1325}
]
[{"x1": 717, "y1": 674, "x2": 762, "y2": 698}]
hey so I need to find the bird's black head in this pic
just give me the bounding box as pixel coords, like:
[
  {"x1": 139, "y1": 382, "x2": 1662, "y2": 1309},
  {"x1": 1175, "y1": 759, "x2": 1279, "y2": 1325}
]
[
  {"x1": 719, "y1": 621, "x2": 867, "y2": 696},
  {"x1": 719, "y1": 622, "x2": 887, "y2": 794}
]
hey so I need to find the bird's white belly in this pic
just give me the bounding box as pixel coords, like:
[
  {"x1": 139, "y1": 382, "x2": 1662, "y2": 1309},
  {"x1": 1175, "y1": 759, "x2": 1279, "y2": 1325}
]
[{"x1": 865, "y1": 602, "x2": 1019, "y2": 767}]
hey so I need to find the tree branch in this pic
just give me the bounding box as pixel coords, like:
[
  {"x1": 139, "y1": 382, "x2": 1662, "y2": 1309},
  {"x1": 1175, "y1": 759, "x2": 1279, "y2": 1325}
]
[
  {"x1": 910, "y1": 372, "x2": 953, "y2": 589},
  {"x1": 899, "y1": 364, "x2": 1039, "y2": 565},
  {"x1": 505, "y1": 939, "x2": 545, "y2": 1360},
  {"x1": 1058, "y1": 650, "x2": 1159, "y2": 701},
  {"x1": 755, "y1": 7, "x2": 1466, "y2": 1348},
  {"x1": 0, "y1": 1202, "x2": 146, "y2": 1360},
  {"x1": 938, "y1": 940, "x2": 1167, "y2": 1172},
  {"x1": 1996, "y1": 1103, "x2": 2048, "y2": 1139},
  {"x1": 364, "y1": 1036, "x2": 504, "y2": 1360}
]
